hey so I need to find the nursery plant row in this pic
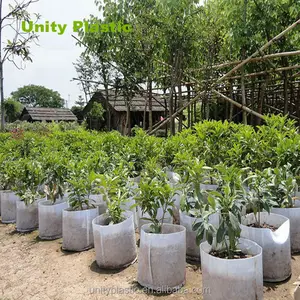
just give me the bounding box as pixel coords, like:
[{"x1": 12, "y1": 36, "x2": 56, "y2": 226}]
[{"x1": 0, "y1": 115, "x2": 299, "y2": 300}]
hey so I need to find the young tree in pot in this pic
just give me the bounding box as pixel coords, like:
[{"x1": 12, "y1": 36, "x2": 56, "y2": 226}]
[
  {"x1": 193, "y1": 183, "x2": 263, "y2": 300},
  {"x1": 271, "y1": 164, "x2": 300, "y2": 253},
  {"x1": 13, "y1": 158, "x2": 45, "y2": 232},
  {"x1": 174, "y1": 155, "x2": 213, "y2": 261},
  {"x1": 92, "y1": 173, "x2": 137, "y2": 269},
  {"x1": 241, "y1": 168, "x2": 291, "y2": 282},
  {"x1": 62, "y1": 160, "x2": 98, "y2": 251},
  {"x1": 134, "y1": 158, "x2": 174, "y2": 231},
  {"x1": 38, "y1": 153, "x2": 68, "y2": 240},
  {"x1": 136, "y1": 169, "x2": 186, "y2": 292},
  {"x1": 0, "y1": 155, "x2": 19, "y2": 223}
]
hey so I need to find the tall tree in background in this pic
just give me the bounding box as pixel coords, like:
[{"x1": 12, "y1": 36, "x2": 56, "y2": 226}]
[
  {"x1": 0, "y1": 0, "x2": 40, "y2": 129},
  {"x1": 4, "y1": 97, "x2": 23, "y2": 122},
  {"x1": 11, "y1": 85, "x2": 64, "y2": 108},
  {"x1": 80, "y1": 0, "x2": 145, "y2": 135}
]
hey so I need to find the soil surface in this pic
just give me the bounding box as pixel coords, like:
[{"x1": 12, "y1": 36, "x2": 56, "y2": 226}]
[
  {"x1": 0, "y1": 222, "x2": 299, "y2": 300},
  {"x1": 248, "y1": 222, "x2": 278, "y2": 232},
  {"x1": 209, "y1": 250, "x2": 251, "y2": 259}
]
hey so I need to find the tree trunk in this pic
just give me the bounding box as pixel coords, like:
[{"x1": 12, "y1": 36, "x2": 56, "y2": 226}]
[
  {"x1": 178, "y1": 83, "x2": 183, "y2": 132},
  {"x1": 187, "y1": 84, "x2": 191, "y2": 127},
  {"x1": 283, "y1": 70, "x2": 289, "y2": 115},
  {"x1": 125, "y1": 102, "x2": 131, "y2": 136},
  {"x1": 104, "y1": 84, "x2": 111, "y2": 131},
  {"x1": 250, "y1": 78, "x2": 255, "y2": 125},
  {"x1": 257, "y1": 76, "x2": 269, "y2": 125},
  {"x1": 241, "y1": 66, "x2": 247, "y2": 124},
  {"x1": 168, "y1": 87, "x2": 175, "y2": 135},
  {"x1": 148, "y1": 78, "x2": 153, "y2": 131},
  {"x1": 229, "y1": 80, "x2": 234, "y2": 121}
]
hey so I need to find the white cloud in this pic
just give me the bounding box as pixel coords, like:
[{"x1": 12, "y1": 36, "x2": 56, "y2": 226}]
[{"x1": 3, "y1": 0, "x2": 99, "y2": 107}]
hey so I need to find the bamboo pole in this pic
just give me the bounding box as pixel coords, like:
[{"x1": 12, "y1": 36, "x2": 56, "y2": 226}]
[
  {"x1": 226, "y1": 64, "x2": 300, "y2": 80},
  {"x1": 213, "y1": 89, "x2": 265, "y2": 120},
  {"x1": 216, "y1": 19, "x2": 300, "y2": 83},
  {"x1": 189, "y1": 50, "x2": 300, "y2": 71}
]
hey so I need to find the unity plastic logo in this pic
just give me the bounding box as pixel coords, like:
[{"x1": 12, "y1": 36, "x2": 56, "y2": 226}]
[{"x1": 22, "y1": 20, "x2": 132, "y2": 35}]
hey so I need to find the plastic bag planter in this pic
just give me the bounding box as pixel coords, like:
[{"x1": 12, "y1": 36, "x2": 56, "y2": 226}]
[
  {"x1": 179, "y1": 210, "x2": 220, "y2": 262},
  {"x1": 38, "y1": 199, "x2": 68, "y2": 240},
  {"x1": 137, "y1": 223, "x2": 186, "y2": 292},
  {"x1": 200, "y1": 238, "x2": 263, "y2": 300},
  {"x1": 137, "y1": 206, "x2": 173, "y2": 233},
  {"x1": 200, "y1": 183, "x2": 218, "y2": 191},
  {"x1": 62, "y1": 207, "x2": 98, "y2": 251},
  {"x1": 241, "y1": 212, "x2": 291, "y2": 282},
  {"x1": 272, "y1": 200, "x2": 300, "y2": 253},
  {"x1": 16, "y1": 198, "x2": 45, "y2": 232},
  {"x1": 1, "y1": 191, "x2": 18, "y2": 224},
  {"x1": 179, "y1": 210, "x2": 202, "y2": 261},
  {"x1": 120, "y1": 197, "x2": 138, "y2": 229},
  {"x1": 89, "y1": 194, "x2": 108, "y2": 215},
  {"x1": 92, "y1": 211, "x2": 137, "y2": 269}
]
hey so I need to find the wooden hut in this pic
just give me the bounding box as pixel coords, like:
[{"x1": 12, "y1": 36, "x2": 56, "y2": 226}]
[
  {"x1": 83, "y1": 89, "x2": 167, "y2": 132},
  {"x1": 19, "y1": 107, "x2": 77, "y2": 122}
]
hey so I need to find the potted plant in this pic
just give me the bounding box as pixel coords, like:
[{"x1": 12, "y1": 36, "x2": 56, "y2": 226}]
[
  {"x1": 241, "y1": 168, "x2": 291, "y2": 282},
  {"x1": 174, "y1": 156, "x2": 213, "y2": 261},
  {"x1": 92, "y1": 173, "x2": 137, "y2": 269},
  {"x1": 38, "y1": 153, "x2": 68, "y2": 240},
  {"x1": 271, "y1": 164, "x2": 300, "y2": 253},
  {"x1": 13, "y1": 158, "x2": 45, "y2": 232},
  {"x1": 62, "y1": 161, "x2": 98, "y2": 251},
  {"x1": 136, "y1": 169, "x2": 186, "y2": 292},
  {"x1": 0, "y1": 157, "x2": 19, "y2": 224},
  {"x1": 194, "y1": 183, "x2": 263, "y2": 300},
  {"x1": 136, "y1": 160, "x2": 173, "y2": 231}
]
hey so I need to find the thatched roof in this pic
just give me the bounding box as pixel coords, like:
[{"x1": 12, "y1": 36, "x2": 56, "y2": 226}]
[
  {"x1": 20, "y1": 107, "x2": 77, "y2": 122},
  {"x1": 87, "y1": 89, "x2": 167, "y2": 113}
]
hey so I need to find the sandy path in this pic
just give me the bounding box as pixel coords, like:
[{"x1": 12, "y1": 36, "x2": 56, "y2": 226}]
[{"x1": 0, "y1": 223, "x2": 298, "y2": 300}]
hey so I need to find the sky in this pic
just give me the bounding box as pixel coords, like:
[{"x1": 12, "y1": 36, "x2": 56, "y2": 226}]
[{"x1": 3, "y1": 0, "x2": 99, "y2": 108}]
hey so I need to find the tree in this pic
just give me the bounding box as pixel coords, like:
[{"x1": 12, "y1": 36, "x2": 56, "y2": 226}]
[
  {"x1": 0, "y1": 0, "x2": 40, "y2": 129},
  {"x1": 11, "y1": 85, "x2": 64, "y2": 108},
  {"x1": 76, "y1": 95, "x2": 85, "y2": 107},
  {"x1": 4, "y1": 97, "x2": 23, "y2": 122}
]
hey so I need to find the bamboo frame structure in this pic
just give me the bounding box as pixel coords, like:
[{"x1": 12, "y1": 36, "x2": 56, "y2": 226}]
[{"x1": 147, "y1": 18, "x2": 300, "y2": 134}]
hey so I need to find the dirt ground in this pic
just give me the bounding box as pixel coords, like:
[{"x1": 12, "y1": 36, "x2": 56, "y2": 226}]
[{"x1": 0, "y1": 222, "x2": 298, "y2": 300}]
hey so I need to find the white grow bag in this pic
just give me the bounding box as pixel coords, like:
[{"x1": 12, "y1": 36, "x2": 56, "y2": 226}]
[
  {"x1": 92, "y1": 211, "x2": 137, "y2": 269},
  {"x1": 16, "y1": 198, "x2": 45, "y2": 232},
  {"x1": 179, "y1": 210, "x2": 220, "y2": 261},
  {"x1": 241, "y1": 212, "x2": 291, "y2": 282},
  {"x1": 272, "y1": 200, "x2": 300, "y2": 253},
  {"x1": 120, "y1": 197, "x2": 138, "y2": 229},
  {"x1": 1, "y1": 191, "x2": 18, "y2": 224},
  {"x1": 38, "y1": 199, "x2": 68, "y2": 240},
  {"x1": 138, "y1": 223, "x2": 186, "y2": 292},
  {"x1": 89, "y1": 194, "x2": 108, "y2": 215},
  {"x1": 179, "y1": 210, "x2": 201, "y2": 261},
  {"x1": 200, "y1": 238, "x2": 263, "y2": 300},
  {"x1": 62, "y1": 208, "x2": 98, "y2": 251}
]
